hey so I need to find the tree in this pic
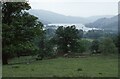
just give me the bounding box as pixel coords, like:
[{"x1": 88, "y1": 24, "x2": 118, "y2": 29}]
[
  {"x1": 78, "y1": 39, "x2": 91, "y2": 53},
  {"x1": 34, "y1": 30, "x2": 56, "y2": 60},
  {"x1": 2, "y1": 2, "x2": 43, "y2": 64},
  {"x1": 90, "y1": 40, "x2": 100, "y2": 54},
  {"x1": 99, "y1": 37, "x2": 117, "y2": 55},
  {"x1": 104, "y1": 33, "x2": 118, "y2": 48},
  {"x1": 55, "y1": 25, "x2": 81, "y2": 55},
  {"x1": 2, "y1": 2, "x2": 31, "y2": 25},
  {"x1": 76, "y1": 40, "x2": 85, "y2": 53}
]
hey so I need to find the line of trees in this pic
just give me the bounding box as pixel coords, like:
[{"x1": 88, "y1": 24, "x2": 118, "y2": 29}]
[{"x1": 90, "y1": 37, "x2": 118, "y2": 55}]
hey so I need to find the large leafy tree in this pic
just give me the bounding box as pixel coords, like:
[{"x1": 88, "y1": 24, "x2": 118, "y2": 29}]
[
  {"x1": 99, "y1": 37, "x2": 117, "y2": 55},
  {"x1": 2, "y1": 2, "x2": 43, "y2": 64},
  {"x1": 55, "y1": 25, "x2": 81, "y2": 55}
]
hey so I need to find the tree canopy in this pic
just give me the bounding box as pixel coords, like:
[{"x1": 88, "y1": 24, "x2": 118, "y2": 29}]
[
  {"x1": 2, "y1": 2, "x2": 44, "y2": 64},
  {"x1": 99, "y1": 37, "x2": 117, "y2": 55},
  {"x1": 90, "y1": 39, "x2": 99, "y2": 54},
  {"x1": 54, "y1": 25, "x2": 81, "y2": 55}
]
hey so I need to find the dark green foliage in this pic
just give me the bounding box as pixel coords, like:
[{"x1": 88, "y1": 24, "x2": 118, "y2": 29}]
[
  {"x1": 35, "y1": 30, "x2": 55, "y2": 59},
  {"x1": 90, "y1": 37, "x2": 118, "y2": 55},
  {"x1": 104, "y1": 33, "x2": 118, "y2": 48},
  {"x1": 85, "y1": 30, "x2": 103, "y2": 39},
  {"x1": 99, "y1": 37, "x2": 117, "y2": 55},
  {"x1": 90, "y1": 39, "x2": 100, "y2": 54},
  {"x1": 78, "y1": 39, "x2": 92, "y2": 53},
  {"x1": 76, "y1": 41, "x2": 85, "y2": 53},
  {"x1": 2, "y1": 2, "x2": 31, "y2": 25},
  {"x1": 2, "y1": 2, "x2": 43, "y2": 64},
  {"x1": 44, "y1": 39, "x2": 56, "y2": 57},
  {"x1": 55, "y1": 25, "x2": 81, "y2": 55}
]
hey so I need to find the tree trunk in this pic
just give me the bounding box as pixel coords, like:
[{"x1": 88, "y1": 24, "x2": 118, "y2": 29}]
[
  {"x1": 2, "y1": 58, "x2": 8, "y2": 65},
  {"x1": 2, "y1": 53, "x2": 8, "y2": 65}
]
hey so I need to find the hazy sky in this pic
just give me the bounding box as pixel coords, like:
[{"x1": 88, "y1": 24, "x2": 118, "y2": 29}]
[{"x1": 29, "y1": 0, "x2": 119, "y2": 17}]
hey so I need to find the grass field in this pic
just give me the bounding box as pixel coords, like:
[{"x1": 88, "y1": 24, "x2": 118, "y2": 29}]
[{"x1": 2, "y1": 55, "x2": 118, "y2": 77}]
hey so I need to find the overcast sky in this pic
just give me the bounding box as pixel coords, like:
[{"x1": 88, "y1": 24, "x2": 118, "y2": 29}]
[{"x1": 29, "y1": 0, "x2": 119, "y2": 17}]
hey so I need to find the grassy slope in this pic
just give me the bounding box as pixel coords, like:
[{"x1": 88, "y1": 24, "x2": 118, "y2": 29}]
[{"x1": 3, "y1": 55, "x2": 118, "y2": 77}]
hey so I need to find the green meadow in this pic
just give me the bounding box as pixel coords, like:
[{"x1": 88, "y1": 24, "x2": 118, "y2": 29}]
[{"x1": 3, "y1": 55, "x2": 118, "y2": 77}]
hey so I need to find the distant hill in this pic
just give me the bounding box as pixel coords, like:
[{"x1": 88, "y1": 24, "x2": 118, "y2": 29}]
[
  {"x1": 28, "y1": 9, "x2": 114, "y2": 25},
  {"x1": 85, "y1": 15, "x2": 113, "y2": 23},
  {"x1": 85, "y1": 15, "x2": 118, "y2": 31},
  {"x1": 29, "y1": 9, "x2": 86, "y2": 24}
]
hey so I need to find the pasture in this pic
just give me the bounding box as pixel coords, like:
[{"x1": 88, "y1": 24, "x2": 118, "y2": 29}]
[{"x1": 2, "y1": 55, "x2": 118, "y2": 77}]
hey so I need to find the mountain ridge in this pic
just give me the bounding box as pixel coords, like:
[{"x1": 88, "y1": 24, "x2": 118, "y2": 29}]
[
  {"x1": 85, "y1": 15, "x2": 118, "y2": 31},
  {"x1": 28, "y1": 9, "x2": 114, "y2": 25}
]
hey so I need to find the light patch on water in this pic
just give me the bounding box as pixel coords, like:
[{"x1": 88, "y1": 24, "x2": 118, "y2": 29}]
[{"x1": 45, "y1": 23, "x2": 100, "y2": 31}]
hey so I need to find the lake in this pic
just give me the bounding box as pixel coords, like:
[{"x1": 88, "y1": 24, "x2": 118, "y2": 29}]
[{"x1": 45, "y1": 23, "x2": 99, "y2": 31}]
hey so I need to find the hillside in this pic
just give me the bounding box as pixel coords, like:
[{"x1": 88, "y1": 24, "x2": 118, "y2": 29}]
[
  {"x1": 28, "y1": 9, "x2": 113, "y2": 25},
  {"x1": 85, "y1": 15, "x2": 118, "y2": 31}
]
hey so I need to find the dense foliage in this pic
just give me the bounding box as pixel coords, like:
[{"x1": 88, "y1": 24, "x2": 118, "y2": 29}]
[
  {"x1": 99, "y1": 37, "x2": 117, "y2": 55},
  {"x1": 85, "y1": 30, "x2": 103, "y2": 39},
  {"x1": 2, "y1": 2, "x2": 44, "y2": 64},
  {"x1": 90, "y1": 40, "x2": 100, "y2": 54},
  {"x1": 54, "y1": 26, "x2": 81, "y2": 55}
]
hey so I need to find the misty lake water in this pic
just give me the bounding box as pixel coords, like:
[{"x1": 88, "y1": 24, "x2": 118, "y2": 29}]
[{"x1": 45, "y1": 23, "x2": 99, "y2": 31}]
